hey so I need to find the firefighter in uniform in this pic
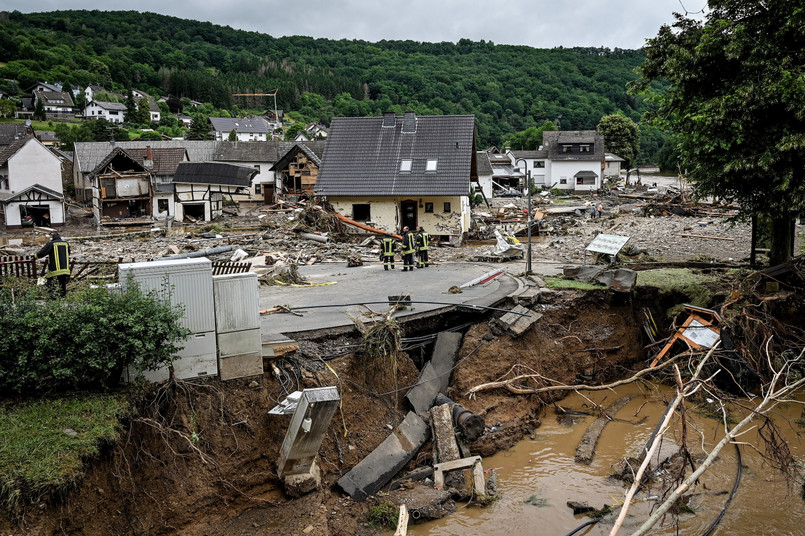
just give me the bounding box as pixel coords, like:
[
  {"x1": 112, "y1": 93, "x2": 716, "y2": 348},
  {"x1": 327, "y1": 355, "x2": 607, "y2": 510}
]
[
  {"x1": 415, "y1": 226, "x2": 430, "y2": 268},
  {"x1": 36, "y1": 232, "x2": 71, "y2": 297},
  {"x1": 380, "y1": 232, "x2": 397, "y2": 270},
  {"x1": 400, "y1": 226, "x2": 416, "y2": 271}
]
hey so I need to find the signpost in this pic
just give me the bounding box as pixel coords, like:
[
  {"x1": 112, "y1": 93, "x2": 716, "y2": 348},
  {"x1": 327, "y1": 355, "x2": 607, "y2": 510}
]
[{"x1": 584, "y1": 233, "x2": 631, "y2": 264}]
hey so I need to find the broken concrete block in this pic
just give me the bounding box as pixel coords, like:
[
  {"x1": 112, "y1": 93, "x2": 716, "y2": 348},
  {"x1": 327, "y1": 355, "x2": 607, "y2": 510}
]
[
  {"x1": 337, "y1": 411, "x2": 430, "y2": 502},
  {"x1": 284, "y1": 459, "x2": 321, "y2": 498},
  {"x1": 405, "y1": 363, "x2": 442, "y2": 415},
  {"x1": 489, "y1": 305, "x2": 543, "y2": 337},
  {"x1": 430, "y1": 404, "x2": 460, "y2": 463}
]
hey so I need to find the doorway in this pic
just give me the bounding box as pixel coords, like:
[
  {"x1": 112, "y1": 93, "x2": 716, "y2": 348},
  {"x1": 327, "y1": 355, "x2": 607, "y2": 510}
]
[{"x1": 400, "y1": 199, "x2": 418, "y2": 231}]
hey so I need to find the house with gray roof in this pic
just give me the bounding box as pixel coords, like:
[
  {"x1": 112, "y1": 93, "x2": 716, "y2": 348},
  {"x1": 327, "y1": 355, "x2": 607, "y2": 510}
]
[
  {"x1": 172, "y1": 162, "x2": 256, "y2": 221},
  {"x1": 209, "y1": 116, "x2": 270, "y2": 142},
  {"x1": 316, "y1": 111, "x2": 476, "y2": 239},
  {"x1": 83, "y1": 101, "x2": 127, "y2": 123},
  {"x1": 0, "y1": 121, "x2": 34, "y2": 146},
  {"x1": 33, "y1": 90, "x2": 75, "y2": 118},
  {"x1": 539, "y1": 130, "x2": 605, "y2": 191}
]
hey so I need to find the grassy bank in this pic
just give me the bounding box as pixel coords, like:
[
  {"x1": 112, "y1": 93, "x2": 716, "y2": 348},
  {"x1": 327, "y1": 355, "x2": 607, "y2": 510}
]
[{"x1": 0, "y1": 392, "x2": 131, "y2": 512}]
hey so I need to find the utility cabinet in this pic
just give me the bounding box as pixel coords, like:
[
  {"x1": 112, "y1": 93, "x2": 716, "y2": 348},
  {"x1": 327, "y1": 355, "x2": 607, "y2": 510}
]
[
  {"x1": 213, "y1": 272, "x2": 263, "y2": 380},
  {"x1": 119, "y1": 258, "x2": 218, "y2": 381}
]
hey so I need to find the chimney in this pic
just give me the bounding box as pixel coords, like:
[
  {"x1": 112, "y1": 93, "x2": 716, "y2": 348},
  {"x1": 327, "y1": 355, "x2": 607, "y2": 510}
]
[{"x1": 144, "y1": 146, "x2": 153, "y2": 169}]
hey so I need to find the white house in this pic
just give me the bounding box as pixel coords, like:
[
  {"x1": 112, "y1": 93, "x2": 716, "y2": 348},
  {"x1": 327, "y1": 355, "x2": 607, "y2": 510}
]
[
  {"x1": 509, "y1": 131, "x2": 604, "y2": 192},
  {"x1": 132, "y1": 90, "x2": 161, "y2": 122},
  {"x1": 0, "y1": 137, "x2": 65, "y2": 228},
  {"x1": 84, "y1": 101, "x2": 127, "y2": 123},
  {"x1": 209, "y1": 117, "x2": 269, "y2": 142},
  {"x1": 172, "y1": 162, "x2": 256, "y2": 221}
]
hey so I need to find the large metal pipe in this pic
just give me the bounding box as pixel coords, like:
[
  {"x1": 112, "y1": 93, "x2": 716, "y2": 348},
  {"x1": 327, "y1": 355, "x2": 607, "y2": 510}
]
[
  {"x1": 299, "y1": 232, "x2": 329, "y2": 244},
  {"x1": 434, "y1": 393, "x2": 486, "y2": 441},
  {"x1": 167, "y1": 245, "x2": 235, "y2": 259}
]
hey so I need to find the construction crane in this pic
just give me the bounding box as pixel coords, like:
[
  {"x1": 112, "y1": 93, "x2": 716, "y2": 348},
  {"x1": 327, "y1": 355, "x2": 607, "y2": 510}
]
[{"x1": 232, "y1": 89, "x2": 279, "y2": 130}]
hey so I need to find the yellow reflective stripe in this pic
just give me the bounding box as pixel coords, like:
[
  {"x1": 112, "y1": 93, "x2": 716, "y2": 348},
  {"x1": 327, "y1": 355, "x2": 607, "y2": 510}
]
[{"x1": 48, "y1": 242, "x2": 70, "y2": 277}]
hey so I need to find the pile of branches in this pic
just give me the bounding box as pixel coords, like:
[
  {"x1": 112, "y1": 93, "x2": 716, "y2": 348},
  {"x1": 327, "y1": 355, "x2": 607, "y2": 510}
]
[
  {"x1": 352, "y1": 310, "x2": 402, "y2": 393},
  {"x1": 718, "y1": 257, "x2": 805, "y2": 385},
  {"x1": 294, "y1": 203, "x2": 346, "y2": 238},
  {"x1": 258, "y1": 263, "x2": 307, "y2": 286}
]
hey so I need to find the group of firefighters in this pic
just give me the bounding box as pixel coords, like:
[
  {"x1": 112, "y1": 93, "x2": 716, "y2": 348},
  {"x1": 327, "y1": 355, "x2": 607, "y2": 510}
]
[{"x1": 380, "y1": 225, "x2": 430, "y2": 271}]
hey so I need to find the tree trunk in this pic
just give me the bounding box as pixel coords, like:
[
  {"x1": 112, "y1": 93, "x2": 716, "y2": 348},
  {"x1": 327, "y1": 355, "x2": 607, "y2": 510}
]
[{"x1": 769, "y1": 215, "x2": 794, "y2": 266}]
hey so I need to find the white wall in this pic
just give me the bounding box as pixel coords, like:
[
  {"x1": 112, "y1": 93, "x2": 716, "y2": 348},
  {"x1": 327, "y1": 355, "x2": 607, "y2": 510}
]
[
  {"x1": 9, "y1": 139, "x2": 62, "y2": 194},
  {"x1": 549, "y1": 161, "x2": 602, "y2": 191},
  {"x1": 4, "y1": 200, "x2": 65, "y2": 227},
  {"x1": 329, "y1": 195, "x2": 469, "y2": 236}
]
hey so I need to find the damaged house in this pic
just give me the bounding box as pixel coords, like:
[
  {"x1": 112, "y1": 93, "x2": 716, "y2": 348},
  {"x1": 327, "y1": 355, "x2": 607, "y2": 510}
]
[
  {"x1": 315, "y1": 112, "x2": 476, "y2": 240},
  {"x1": 172, "y1": 162, "x2": 256, "y2": 221},
  {"x1": 89, "y1": 148, "x2": 153, "y2": 223},
  {"x1": 270, "y1": 141, "x2": 327, "y2": 203}
]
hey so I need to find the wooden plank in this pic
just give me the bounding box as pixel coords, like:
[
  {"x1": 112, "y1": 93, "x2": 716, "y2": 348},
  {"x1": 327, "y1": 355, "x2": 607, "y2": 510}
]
[{"x1": 394, "y1": 504, "x2": 409, "y2": 536}]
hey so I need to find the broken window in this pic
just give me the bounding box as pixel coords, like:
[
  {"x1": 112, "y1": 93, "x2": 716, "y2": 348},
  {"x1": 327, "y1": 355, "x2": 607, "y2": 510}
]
[
  {"x1": 352, "y1": 203, "x2": 370, "y2": 221},
  {"x1": 157, "y1": 199, "x2": 169, "y2": 213}
]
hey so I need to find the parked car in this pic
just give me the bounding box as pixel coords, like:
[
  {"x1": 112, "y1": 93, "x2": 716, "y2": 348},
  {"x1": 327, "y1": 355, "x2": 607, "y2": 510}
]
[
  {"x1": 20, "y1": 214, "x2": 34, "y2": 226},
  {"x1": 497, "y1": 188, "x2": 522, "y2": 198}
]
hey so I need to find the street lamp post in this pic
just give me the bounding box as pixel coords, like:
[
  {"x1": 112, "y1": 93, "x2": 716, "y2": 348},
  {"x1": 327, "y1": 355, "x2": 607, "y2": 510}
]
[{"x1": 514, "y1": 158, "x2": 533, "y2": 274}]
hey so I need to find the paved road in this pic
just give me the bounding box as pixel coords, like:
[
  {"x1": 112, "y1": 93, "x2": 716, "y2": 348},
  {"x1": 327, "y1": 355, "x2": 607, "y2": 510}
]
[{"x1": 258, "y1": 259, "x2": 564, "y2": 343}]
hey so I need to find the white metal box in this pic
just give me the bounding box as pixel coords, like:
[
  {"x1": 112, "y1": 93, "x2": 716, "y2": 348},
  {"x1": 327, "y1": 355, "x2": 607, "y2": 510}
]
[
  {"x1": 119, "y1": 258, "x2": 215, "y2": 333},
  {"x1": 125, "y1": 331, "x2": 218, "y2": 382},
  {"x1": 212, "y1": 272, "x2": 260, "y2": 333}
]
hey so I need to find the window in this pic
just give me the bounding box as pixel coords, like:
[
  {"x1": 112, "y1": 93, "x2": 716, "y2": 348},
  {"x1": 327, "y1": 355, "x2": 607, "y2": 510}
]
[
  {"x1": 576, "y1": 176, "x2": 596, "y2": 185},
  {"x1": 255, "y1": 183, "x2": 261, "y2": 194},
  {"x1": 562, "y1": 145, "x2": 572, "y2": 153},
  {"x1": 443, "y1": 202, "x2": 451, "y2": 213},
  {"x1": 157, "y1": 199, "x2": 169, "y2": 213},
  {"x1": 580, "y1": 145, "x2": 591, "y2": 153},
  {"x1": 353, "y1": 203, "x2": 371, "y2": 221},
  {"x1": 426, "y1": 159, "x2": 438, "y2": 172},
  {"x1": 534, "y1": 161, "x2": 545, "y2": 168},
  {"x1": 559, "y1": 178, "x2": 567, "y2": 185},
  {"x1": 424, "y1": 202, "x2": 434, "y2": 213},
  {"x1": 400, "y1": 159, "x2": 412, "y2": 172}
]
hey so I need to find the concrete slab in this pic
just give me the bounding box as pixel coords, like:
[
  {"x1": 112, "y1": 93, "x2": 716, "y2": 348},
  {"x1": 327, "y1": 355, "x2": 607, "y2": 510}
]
[
  {"x1": 337, "y1": 411, "x2": 430, "y2": 502},
  {"x1": 257, "y1": 261, "x2": 560, "y2": 341}
]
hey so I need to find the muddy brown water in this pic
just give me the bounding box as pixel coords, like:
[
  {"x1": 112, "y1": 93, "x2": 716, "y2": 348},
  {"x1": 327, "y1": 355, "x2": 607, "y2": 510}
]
[{"x1": 410, "y1": 383, "x2": 805, "y2": 535}]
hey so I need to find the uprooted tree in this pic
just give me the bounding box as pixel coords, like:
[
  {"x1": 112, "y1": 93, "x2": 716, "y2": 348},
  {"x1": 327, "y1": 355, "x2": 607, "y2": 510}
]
[{"x1": 632, "y1": 0, "x2": 805, "y2": 265}]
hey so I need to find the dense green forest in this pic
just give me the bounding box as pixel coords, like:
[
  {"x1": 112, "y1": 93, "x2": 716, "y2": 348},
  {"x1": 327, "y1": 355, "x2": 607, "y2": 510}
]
[{"x1": 0, "y1": 9, "x2": 666, "y2": 158}]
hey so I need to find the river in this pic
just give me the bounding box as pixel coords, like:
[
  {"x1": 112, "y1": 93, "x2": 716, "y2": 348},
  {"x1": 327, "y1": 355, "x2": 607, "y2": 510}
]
[{"x1": 410, "y1": 383, "x2": 805, "y2": 535}]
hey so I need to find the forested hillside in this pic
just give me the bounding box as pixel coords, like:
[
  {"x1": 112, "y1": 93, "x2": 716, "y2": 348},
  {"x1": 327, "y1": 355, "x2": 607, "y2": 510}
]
[{"x1": 0, "y1": 9, "x2": 663, "y2": 152}]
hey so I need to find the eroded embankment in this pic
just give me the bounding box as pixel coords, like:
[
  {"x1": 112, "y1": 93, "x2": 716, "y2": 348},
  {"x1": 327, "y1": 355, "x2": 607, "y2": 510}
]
[{"x1": 1, "y1": 289, "x2": 650, "y2": 536}]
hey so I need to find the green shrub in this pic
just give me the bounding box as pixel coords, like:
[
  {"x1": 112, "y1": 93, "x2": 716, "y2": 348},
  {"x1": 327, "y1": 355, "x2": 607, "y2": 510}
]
[{"x1": 0, "y1": 281, "x2": 190, "y2": 395}]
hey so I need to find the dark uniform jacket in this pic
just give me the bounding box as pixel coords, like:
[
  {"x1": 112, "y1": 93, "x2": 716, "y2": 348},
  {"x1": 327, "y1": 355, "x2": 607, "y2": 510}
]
[{"x1": 37, "y1": 239, "x2": 70, "y2": 277}]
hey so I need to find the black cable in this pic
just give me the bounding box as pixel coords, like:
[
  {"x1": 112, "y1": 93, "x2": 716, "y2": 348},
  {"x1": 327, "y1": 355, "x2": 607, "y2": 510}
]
[
  {"x1": 700, "y1": 443, "x2": 742, "y2": 536},
  {"x1": 563, "y1": 518, "x2": 600, "y2": 536}
]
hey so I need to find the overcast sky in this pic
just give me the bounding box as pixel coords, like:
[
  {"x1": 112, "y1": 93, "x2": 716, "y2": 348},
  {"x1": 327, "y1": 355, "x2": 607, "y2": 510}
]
[{"x1": 6, "y1": 0, "x2": 708, "y2": 49}]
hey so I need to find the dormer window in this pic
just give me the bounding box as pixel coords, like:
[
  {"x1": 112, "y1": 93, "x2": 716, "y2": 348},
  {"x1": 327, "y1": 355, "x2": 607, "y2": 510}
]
[
  {"x1": 580, "y1": 145, "x2": 591, "y2": 153},
  {"x1": 400, "y1": 159, "x2": 412, "y2": 172},
  {"x1": 426, "y1": 159, "x2": 438, "y2": 172},
  {"x1": 562, "y1": 145, "x2": 572, "y2": 153}
]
